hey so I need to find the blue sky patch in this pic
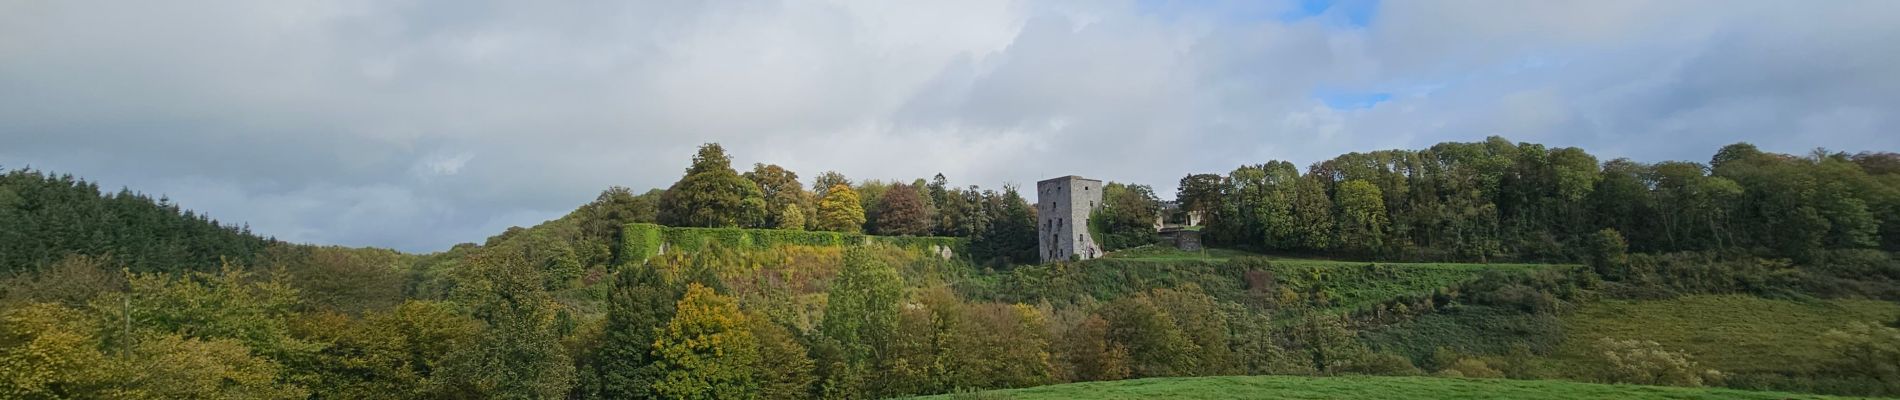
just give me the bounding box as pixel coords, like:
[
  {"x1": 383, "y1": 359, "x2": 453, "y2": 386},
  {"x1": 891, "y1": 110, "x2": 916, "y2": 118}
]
[
  {"x1": 1313, "y1": 89, "x2": 1392, "y2": 110},
  {"x1": 1282, "y1": 0, "x2": 1378, "y2": 28}
]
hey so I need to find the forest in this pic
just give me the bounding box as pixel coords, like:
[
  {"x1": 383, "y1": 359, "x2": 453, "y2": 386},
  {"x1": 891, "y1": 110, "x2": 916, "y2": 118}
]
[{"x1": 3, "y1": 137, "x2": 1899, "y2": 399}]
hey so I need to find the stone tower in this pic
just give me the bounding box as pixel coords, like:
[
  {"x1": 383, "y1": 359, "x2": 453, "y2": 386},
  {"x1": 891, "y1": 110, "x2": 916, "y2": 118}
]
[{"x1": 1037, "y1": 175, "x2": 1104, "y2": 263}]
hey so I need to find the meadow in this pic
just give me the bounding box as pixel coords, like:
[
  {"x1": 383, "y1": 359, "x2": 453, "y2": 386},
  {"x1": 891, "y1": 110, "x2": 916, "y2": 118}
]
[{"x1": 912, "y1": 375, "x2": 1860, "y2": 400}]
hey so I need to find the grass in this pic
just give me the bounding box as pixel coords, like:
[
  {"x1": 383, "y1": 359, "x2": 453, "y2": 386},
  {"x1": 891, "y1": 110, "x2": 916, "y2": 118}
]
[
  {"x1": 1086, "y1": 246, "x2": 1565, "y2": 314},
  {"x1": 909, "y1": 375, "x2": 1858, "y2": 400},
  {"x1": 1553, "y1": 294, "x2": 1900, "y2": 375}
]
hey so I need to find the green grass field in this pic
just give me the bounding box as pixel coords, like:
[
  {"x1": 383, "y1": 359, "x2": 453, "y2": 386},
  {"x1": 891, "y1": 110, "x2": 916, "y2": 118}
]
[
  {"x1": 910, "y1": 375, "x2": 1857, "y2": 400},
  {"x1": 1554, "y1": 294, "x2": 1900, "y2": 375}
]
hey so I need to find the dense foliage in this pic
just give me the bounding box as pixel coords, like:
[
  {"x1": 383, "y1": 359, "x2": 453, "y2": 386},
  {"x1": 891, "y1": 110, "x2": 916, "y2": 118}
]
[
  {"x1": 1183, "y1": 138, "x2": 1900, "y2": 263},
  {"x1": 0, "y1": 168, "x2": 276, "y2": 274},
  {"x1": 4, "y1": 139, "x2": 1899, "y2": 399}
]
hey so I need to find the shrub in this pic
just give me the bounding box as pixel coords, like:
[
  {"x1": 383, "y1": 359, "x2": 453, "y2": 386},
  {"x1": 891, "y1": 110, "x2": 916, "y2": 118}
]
[
  {"x1": 1592, "y1": 337, "x2": 1720, "y2": 387},
  {"x1": 1439, "y1": 358, "x2": 1504, "y2": 379},
  {"x1": 1820, "y1": 322, "x2": 1900, "y2": 384}
]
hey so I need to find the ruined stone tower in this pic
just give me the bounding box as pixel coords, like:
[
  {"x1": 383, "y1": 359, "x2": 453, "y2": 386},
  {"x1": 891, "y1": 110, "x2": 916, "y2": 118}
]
[{"x1": 1037, "y1": 175, "x2": 1104, "y2": 263}]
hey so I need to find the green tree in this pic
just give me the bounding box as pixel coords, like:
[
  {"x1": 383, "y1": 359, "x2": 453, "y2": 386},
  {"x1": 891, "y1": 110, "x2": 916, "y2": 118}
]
[
  {"x1": 1098, "y1": 294, "x2": 1198, "y2": 378},
  {"x1": 597, "y1": 262, "x2": 683, "y2": 398},
  {"x1": 746, "y1": 164, "x2": 810, "y2": 230},
  {"x1": 440, "y1": 250, "x2": 575, "y2": 399},
  {"x1": 1335, "y1": 180, "x2": 1388, "y2": 253},
  {"x1": 819, "y1": 246, "x2": 903, "y2": 396},
  {"x1": 970, "y1": 187, "x2": 1038, "y2": 266},
  {"x1": 749, "y1": 315, "x2": 815, "y2": 400},
  {"x1": 1292, "y1": 173, "x2": 1335, "y2": 251},
  {"x1": 815, "y1": 184, "x2": 867, "y2": 233},
  {"x1": 660, "y1": 144, "x2": 766, "y2": 228},
  {"x1": 651, "y1": 283, "x2": 760, "y2": 400},
  {"x1": 1176, "y1": 174, "x2": 1225, "y2": 223},
  {"x1": 1092, "y1": 183, "x2": 1161, "y2": 251},
  {"x1": 776, "y1": 203, "x2": 806, "y2": 231},
  {"x1": 293, "y1": 301, "x2": 480, "y2": 399}
]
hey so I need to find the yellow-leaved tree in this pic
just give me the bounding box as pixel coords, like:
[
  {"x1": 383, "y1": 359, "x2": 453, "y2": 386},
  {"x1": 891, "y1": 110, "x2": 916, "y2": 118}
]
[{"x1": 651, "y1": 283, "x2": 760, "y2": 399}]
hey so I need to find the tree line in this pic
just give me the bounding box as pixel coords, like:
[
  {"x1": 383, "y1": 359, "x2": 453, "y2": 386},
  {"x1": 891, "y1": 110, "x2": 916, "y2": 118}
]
[
  {"x1": 0, "y1": 168, "x2": 277, "y2": 274},
  {"x1": 1084, "y1": 137, "x2": 1900, "y2": 262},
  {"x1": 581, "y1": 143, "x2": 1040, "y2": 266}
]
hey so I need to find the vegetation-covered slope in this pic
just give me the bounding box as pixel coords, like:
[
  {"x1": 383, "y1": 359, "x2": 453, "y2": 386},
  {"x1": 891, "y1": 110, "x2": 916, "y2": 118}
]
[
  {"x1": 0, "y1": 168, "x2": 276, "y2": 273},
  {"x1": 1554, "y1": 295, "x2": 1900, "y2": 376},
  {"x1": 6, "y1": 139, "x2": 1900, "y2": 399},
  {"x1": 911, "y1": 375, "x2": 1856, "y2": 400}
]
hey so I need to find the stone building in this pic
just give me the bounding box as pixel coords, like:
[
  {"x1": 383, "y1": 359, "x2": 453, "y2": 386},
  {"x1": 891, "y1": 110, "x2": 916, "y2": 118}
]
[{"x1": 1037, "y1": 175, "x2": 1104, "y2": 263}]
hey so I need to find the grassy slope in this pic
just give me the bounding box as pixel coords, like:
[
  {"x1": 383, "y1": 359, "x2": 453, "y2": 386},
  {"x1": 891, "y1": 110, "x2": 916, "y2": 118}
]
[
  {"x1": 912, "y1": 375, "x2": 1857, "y2": 400},
  {"x1": 1100, "y1": 246, "x2": 1560, "y2": 312},
  {"x1": 1553, "y1": 294, "x2": 1900, "y2": 375}
]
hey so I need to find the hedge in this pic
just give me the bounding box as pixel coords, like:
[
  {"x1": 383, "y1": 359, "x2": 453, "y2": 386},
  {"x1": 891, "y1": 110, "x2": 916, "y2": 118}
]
[{"x1": 617, "y1": 223, "x2": 965, "y2": 266}]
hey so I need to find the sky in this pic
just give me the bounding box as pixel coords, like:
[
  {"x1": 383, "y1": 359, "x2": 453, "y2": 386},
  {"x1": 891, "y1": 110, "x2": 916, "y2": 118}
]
[{"x1": 3, "y1": 0, "x2": 1897, "y2": 252}]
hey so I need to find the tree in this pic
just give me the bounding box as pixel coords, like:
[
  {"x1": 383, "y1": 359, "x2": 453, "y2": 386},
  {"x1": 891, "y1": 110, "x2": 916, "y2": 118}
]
[
  {"x1": 970, "y1": 187, "x2": 1038, "y2": 266},
  {"x1": 1584, "y1": 228, "x2": 1629, "y2": 279},
  {"x1": 577, "y1": 186, "x2": 660, "y2": 243},
  {"x1": 1292, "y1": 173, "x2": 1334, "y2": 251},
  {"x1": 651, "y1": 283, "x2": 760, "y2": 400},
  {"x1": 810, "y1": 171, "x2": 850, "y2": 195},
  {"x1": 596, "y1": 262, "x2": 683, "y2": 399},
  {"x1": 0, "y1": 303, "x2": 112, "y2": 398},
  {"x1": 749, "y1": 315, "x2": 815, "y2": 400},
  {"x1": 776, "y1": 203, "x2": 805, "y2": 231},
  {"x1": 819, "y1": 246, "x2": 903, "y2": 396},
  {"x1": 660, "y1": 144, "x2": 766, "y2": 228},
  {"x1": 746, "y1": 164, "x2": 810, "y2": 231},
  {"x1": 874, "y1": 183, "x2": 931, "y2": 236},
  {"x1": 815, "y1": 184, "x2": 867, "y2": 233},
  {"x1": 1092, "y1": 183, "x2": 1161, "y2": 251},
  {"x1": 854, "y1": 181, "x2": 893, "y2": 234},
  {"x1": 1097, "y1": 294, "x2": 1197, "y2": 378},
  {"x1": 1176, "y1": 174, "x2": 1225, "y2": 223},
  {"x1": 293, "y1": 301, "x2": 480, "y2": 399},
  {"x1": 440, "y1": 250, "x2": 576, "y2": 399},
  {"x1": 1335, "y1": 180, "x2": 1389, "y2": 253}
]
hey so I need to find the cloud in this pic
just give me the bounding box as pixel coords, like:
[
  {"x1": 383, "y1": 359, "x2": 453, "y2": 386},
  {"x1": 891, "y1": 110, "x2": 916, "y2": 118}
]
[{"x1": 3, "y1": 0, "x2": 1895, "y2": 252}]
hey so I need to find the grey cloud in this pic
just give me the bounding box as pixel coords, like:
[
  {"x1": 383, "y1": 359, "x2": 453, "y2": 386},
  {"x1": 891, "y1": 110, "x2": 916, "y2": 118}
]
[{"x1": 3, "y1": 0, "x2": 1895, "y2": 252}]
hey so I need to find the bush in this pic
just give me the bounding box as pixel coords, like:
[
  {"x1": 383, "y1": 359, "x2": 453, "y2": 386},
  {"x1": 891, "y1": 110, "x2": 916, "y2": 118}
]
[
  {"x1": 1592, "y1": 337, "x2": 1720, "y2": 387},
  {"x1": 1435, "y1": 358, "x2": 1504, "y2": 379},
  {"x1": 1820, "y1": 322, "x2": 1900, "y2": 384}
]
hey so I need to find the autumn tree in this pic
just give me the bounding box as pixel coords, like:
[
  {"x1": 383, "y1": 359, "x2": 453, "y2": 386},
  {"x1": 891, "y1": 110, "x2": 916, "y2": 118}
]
[
  {"x1": 815, "y1": 184, "x2": 867, "y2": 233},
  {"x1": 651, "y1": 283, "x2": 760, "y2": 399},
  {"x1": 875, "y1": 183, "x2": 932, "y2": 236},
  {"x1": 660, "y1": 144, "x2": 766, "y2": 228}
]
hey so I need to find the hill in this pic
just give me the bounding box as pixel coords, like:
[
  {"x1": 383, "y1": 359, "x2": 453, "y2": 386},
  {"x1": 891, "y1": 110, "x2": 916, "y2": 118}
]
[
  {"x1": 0, "y1": 168, "x2": 276, "y2": 273},
  {"x1": 910, "y1": 375, "x2": 1855, "y2": 400}
]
